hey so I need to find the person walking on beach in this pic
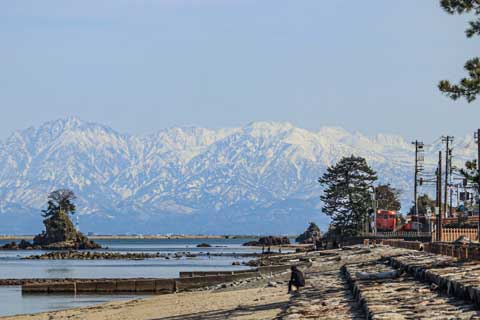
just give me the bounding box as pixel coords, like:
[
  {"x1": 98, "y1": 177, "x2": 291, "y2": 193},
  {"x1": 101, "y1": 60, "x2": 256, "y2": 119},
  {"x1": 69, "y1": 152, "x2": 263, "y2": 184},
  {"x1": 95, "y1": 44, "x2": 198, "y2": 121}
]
[{"x1": 288, "y1": 266, "x2": 305, "y2": 294}]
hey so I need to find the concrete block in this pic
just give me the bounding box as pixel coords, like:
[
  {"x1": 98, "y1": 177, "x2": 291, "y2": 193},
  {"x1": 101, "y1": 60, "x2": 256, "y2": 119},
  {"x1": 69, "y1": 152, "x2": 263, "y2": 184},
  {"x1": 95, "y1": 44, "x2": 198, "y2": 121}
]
[
  {"x1": 135, "y1": 279, "x2": 155, "y2": 292},
  {"x1": 95, "y1": 280, "x2": 117, "y2": 292},
  {"x1": 76, "y1": 281, "x2": 97, "y2": 292},
  {"x1": 155, "y1": 279, "x2": 175, "y2": 293},
  {"x1": 175, "y1": 275, "x2": 231, "y2": 292},
  {"x1": 116, "y1": 280, "x2": 136, "y2": 292},
  {"x1": 22, "y1": 283, "x2": 49, "y2": 293},
  {"x1": 48, "y1": 282, "x2": 75, "y2": 293},
  {"x1": 179, "y1": 272, "x2": 194, "y2": 278}
]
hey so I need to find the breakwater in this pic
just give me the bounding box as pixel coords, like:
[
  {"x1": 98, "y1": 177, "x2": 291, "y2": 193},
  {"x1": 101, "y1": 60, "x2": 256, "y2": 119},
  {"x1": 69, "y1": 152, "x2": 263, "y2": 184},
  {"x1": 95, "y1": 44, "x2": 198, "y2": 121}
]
[{"x1": 21, "y1": 264, "x2": 300, "y2": 294}]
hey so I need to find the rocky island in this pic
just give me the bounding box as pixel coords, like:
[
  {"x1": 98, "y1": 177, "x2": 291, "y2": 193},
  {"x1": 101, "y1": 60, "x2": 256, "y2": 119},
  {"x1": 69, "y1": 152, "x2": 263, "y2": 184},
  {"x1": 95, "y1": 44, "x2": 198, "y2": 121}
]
[
  {"x1": 1, "y1": 189, "x2": 100, "y2": 251},
  {"x1": 242, "y1": 236, "x2": 290, "y2": 247}
]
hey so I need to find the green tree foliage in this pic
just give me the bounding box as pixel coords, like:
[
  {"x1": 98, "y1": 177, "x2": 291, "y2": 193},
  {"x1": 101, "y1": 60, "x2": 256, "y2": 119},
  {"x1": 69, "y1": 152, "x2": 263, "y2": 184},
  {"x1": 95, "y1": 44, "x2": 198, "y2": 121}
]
[
  {"x1": 42, "y1": 189, "x2": 76, "y2": 218},
  {"x1": 375, "y1": 184, "x2": 401, "y2": 211},
  {"x1": 319, "y1": 155, "x2": 377, "y2": 236},
  {"x1": 459, "y1": 159, "x2": 479, "y2": 184},
  {"x1": 438, "y1": 0, "x2": 480, "y2": 102},
  {"x1": 409, "y1": 194, "x2": 436, "y2": 215}
]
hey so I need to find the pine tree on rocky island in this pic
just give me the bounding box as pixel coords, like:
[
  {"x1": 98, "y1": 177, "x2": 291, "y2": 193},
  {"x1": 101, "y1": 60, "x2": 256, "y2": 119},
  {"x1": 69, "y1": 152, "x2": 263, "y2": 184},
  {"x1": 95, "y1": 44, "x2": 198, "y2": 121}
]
[
  {"x1": 319, "y1": 155, "x2": 377, "y2": 236},
  {"x1": 41, "y1": 189, "x2": 76, "y2": 218},
  {"x1": 33, "y1": 189, "x2": 100, "y2": 250}
]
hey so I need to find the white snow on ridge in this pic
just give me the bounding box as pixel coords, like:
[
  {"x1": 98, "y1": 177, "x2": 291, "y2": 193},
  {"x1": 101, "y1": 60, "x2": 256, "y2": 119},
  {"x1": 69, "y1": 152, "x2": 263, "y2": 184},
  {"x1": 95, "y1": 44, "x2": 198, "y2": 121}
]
[{"x1": 0, "y1": 117, "x2": 476, "y2": 233}]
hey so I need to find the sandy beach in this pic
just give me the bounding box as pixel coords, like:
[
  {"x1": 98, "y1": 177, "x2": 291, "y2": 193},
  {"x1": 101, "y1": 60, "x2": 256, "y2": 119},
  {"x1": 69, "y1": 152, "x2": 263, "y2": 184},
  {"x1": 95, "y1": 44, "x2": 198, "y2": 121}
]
[{"x1": 4, "y1": 286, "x2": 289, "y2": 320}]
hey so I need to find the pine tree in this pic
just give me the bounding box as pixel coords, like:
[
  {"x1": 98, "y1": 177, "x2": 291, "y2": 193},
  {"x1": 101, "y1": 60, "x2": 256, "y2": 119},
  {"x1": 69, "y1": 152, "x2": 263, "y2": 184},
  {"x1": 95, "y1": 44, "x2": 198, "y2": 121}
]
[
  {"x1": 319, "y1": 155, "x2": 377, "y2": 236},
  {"x1": 34, "y1": 189, "x2": 100, "y2": 249},
  {"x1": 376, "y1": 184, "x2": 401, "y2": 211},
  {"x1": 41, "y1": 189, "x2": 76, "y2": 218},
  {"x1": 438, "y1": 0, "x2": 480, "y2": 102},
  {"x1": 459, "y1": 159, "x2": 479, "y2": 184}
]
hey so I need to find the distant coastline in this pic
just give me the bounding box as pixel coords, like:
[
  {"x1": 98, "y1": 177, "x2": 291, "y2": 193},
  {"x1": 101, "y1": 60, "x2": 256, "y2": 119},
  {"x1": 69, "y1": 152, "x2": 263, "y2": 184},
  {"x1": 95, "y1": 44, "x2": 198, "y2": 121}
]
[{"x1": 0, "y1": 234, "x2": 263, "y2": 240}]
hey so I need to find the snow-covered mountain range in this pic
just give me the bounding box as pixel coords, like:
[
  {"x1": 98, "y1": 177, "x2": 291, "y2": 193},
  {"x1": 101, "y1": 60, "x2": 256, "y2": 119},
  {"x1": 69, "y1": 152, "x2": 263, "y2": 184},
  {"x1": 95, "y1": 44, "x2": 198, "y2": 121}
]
[{"x1": 0, "y1": 117, "x2": 476, "y2": 234}]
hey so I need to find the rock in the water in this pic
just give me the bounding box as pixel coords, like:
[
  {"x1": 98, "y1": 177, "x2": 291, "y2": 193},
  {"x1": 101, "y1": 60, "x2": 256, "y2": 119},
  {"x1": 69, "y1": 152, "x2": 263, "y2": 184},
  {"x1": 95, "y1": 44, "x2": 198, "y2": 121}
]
[
  {"x1": 0, "y1": 241, "x2": 19, "y2": 250},
  {"x1": 295, "y1": 222, "x2": 321, "y2": 244},
  {"x1": 242, "y1": 236, "x2": 290, "y2": 246},
  {"x1": 242, "y1": 241, "x2": 259, "y2": 246},
  {"x1": 196, "y1": 243, "x2": 212, "y2": 248},
  {"x1": 0, "y1": 240, "x2": 40, "y2": 250},
  {"x1": 32, "y1": 211, "x2": 100, "y2": 250},
  {"x1": 22, "y1": 251, "x2": 162, "y2": 260}
]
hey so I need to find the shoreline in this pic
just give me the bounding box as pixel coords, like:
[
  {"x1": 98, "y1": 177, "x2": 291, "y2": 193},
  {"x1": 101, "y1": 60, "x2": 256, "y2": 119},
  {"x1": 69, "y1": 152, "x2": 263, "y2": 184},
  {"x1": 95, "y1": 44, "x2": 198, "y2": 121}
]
[
  {"x1": 1, "y1": 251, "x2": 300, "y2": 319},
  {"x1": 0, "y1": 235, "x2": 269, "y2": 241},
  {"x1": 2, "y1": 283, "x2": 291, "y2": 320}
]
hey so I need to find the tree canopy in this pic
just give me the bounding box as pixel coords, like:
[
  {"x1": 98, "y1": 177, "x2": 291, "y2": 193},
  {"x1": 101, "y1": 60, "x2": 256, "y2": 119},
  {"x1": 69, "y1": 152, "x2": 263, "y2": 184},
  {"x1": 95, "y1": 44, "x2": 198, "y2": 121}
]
[
  {"x1": 459, "y1": 159, "x2": 479, "y2": 184},
  {"x1": 319, "y1": 155, "x2": 377, "y2": 236},
  {"x1": 375, "y1": 184, "x2": 401, "y2": 211},
  {"x1": 408, "y1": 194, "x2": 436, "y2": 216},
  {"x1": 42, "y1": 189, "x2": 77, "y2": 218},
  {"x1": 438, "y1": 0, "x2": 480, "y2": 102}
]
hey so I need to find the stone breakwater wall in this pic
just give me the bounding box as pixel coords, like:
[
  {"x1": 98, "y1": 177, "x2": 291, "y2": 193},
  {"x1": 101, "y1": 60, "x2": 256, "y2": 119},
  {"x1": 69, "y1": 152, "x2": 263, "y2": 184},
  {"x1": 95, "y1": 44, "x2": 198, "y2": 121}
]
[
  {"x1": 383, "y1": 239, "x2": 480, "y2": 260},
  {"x1": 21, "y1": 264, "x2": 302, "y2": 294},
  {"x1": 342, "y1": 257, "x2": 480, "y2": 318},
  {"x1": 388, "y1": 253, "x2": 480, "y2": 306},
  {"x1": 19, "y1": 251, "x2": 260, "y2": 260},
  {"x1": 22, "y1": 251, "x2": 164, "y2": 260}
]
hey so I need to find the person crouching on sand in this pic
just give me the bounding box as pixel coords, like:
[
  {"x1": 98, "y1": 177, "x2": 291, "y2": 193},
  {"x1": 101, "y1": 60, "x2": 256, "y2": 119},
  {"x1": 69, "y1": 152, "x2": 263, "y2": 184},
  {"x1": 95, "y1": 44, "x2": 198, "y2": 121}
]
[{"x1": 288, "y1": 265, "x2": 305, "y2": 294}]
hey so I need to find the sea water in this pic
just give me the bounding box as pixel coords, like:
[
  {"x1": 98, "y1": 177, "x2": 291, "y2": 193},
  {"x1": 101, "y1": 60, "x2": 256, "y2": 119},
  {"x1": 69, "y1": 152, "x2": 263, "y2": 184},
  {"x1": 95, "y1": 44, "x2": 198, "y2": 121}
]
[{"x1": 0, "y1": 238, "x2": 257, "y2": 317}]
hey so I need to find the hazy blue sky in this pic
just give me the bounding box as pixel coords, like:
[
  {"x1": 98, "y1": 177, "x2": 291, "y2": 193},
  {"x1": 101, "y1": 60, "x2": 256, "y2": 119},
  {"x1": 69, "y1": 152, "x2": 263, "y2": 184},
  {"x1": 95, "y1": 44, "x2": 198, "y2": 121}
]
[{"x1": 1, "y1": 0, "x2": 478, "y2": 141}]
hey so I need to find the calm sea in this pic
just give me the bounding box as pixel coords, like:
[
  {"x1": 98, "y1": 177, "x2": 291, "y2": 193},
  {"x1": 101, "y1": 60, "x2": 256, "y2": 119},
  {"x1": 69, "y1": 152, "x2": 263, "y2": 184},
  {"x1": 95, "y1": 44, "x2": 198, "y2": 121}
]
[{"x1": 0, "y1": 238, "x2": 257, "y2": 317}]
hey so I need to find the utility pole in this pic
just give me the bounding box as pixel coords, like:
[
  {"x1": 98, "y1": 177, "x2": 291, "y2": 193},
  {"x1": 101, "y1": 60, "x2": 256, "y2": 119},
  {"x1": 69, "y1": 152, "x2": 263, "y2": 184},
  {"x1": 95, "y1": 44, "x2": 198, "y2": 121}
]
[
  {"x1": 442, "y1": 136, "x2": 453, "y2": 218},
  {"x1": 475, "y1": 129, "x2": 480, "y2": 241},
  {"x1": 436, "y1": 151, "x2": 442, "y2": 242},
  {"x1": 412, "y1": 141, "x2": 424, "y2": 231}
]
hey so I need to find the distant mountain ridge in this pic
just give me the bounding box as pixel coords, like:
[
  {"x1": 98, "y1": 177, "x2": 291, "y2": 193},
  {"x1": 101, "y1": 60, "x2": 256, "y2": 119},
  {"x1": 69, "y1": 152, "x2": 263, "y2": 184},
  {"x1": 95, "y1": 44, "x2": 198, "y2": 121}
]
[{"x1": 0, "y1": 117, "x2": 475, "y2": 234}]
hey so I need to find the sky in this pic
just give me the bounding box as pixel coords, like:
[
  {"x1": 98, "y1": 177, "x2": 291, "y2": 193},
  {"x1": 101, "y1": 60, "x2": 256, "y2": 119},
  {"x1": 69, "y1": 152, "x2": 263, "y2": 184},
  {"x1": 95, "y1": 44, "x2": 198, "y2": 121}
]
[{"x1": 0, "y1": 0, "x2": 479, "y2": 142}]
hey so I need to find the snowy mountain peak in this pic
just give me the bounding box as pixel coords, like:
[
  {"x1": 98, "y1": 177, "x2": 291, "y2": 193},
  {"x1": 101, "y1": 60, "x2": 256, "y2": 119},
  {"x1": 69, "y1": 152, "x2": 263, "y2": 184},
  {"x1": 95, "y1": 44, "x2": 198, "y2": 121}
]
[
  {"x1": 0, "y1": 118, "x2": 475, "y2": 234},
  {"x1": 244, "y1": 121, "x2": 295, "y2": 137}
]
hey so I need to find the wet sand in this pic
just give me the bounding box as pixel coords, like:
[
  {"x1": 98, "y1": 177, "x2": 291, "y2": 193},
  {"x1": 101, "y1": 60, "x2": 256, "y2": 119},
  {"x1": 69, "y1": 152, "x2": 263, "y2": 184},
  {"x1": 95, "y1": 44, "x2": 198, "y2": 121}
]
[{"x1": 4, "y1": 286, "x2": 290, "y2": 320}]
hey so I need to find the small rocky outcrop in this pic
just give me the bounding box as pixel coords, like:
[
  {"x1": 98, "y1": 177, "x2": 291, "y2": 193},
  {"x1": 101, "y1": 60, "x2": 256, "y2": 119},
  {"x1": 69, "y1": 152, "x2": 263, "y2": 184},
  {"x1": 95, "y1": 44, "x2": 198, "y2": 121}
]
[
  {"x1": 22, "y1": 251, "x2": 163, "y2": 260},
  {"x1": 33, "y1": 211, "x2": 100, "y2": 250},
  {"x1": 0, "y1": 239, "x2": 41, "y2": 250},
  {"x1": 196, "y1": 243, "x2": 212, "y2": 248},
  {"x1": 295, "y1": 222, "x2": 321, "y2": 244},
  {"x1": 1, "y1": 190, "x2": 101, "y2": 251},
  {"x1": 243, "y1": 236, "x2": 290, "y2": 246}
]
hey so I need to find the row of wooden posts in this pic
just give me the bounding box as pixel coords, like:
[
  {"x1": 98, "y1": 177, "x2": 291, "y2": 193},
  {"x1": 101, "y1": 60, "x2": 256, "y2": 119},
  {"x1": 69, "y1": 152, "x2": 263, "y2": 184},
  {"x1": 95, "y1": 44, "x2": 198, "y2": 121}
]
[
  {"x1": 365, "y1": 228, "x2": 479, "y2": 242},
  {"x1": 437, "y1": 228, "x2": 478, "y2": 242}
]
